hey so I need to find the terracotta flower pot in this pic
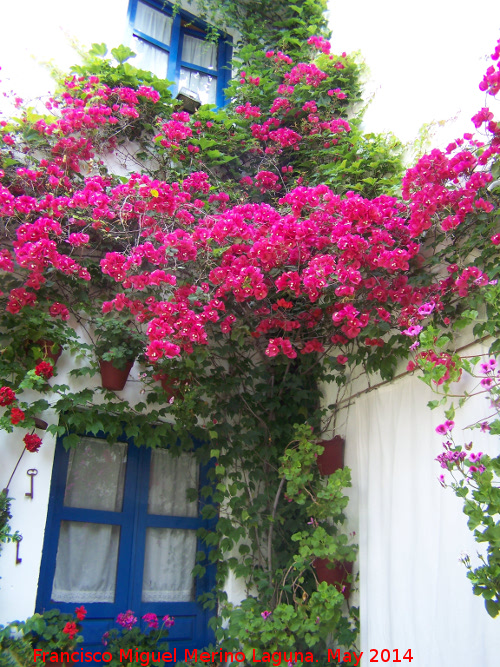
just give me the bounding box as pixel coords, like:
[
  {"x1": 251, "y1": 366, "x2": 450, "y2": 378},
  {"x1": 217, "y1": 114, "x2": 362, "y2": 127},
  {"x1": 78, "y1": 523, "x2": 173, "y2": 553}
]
[
  {"x1": 316, "y1": 435, "x2": 345, "y2": 475},
  {"x1": 33, "y1": 339, "x2": 63, "y2": 366},
  {"x1": 99, "y1": 359, "x2": 134, "y2": 391},
  {"x1": 154, "y1": 373, "x2": 189, "y2": 401},
  {"x1": 313, "y1": 558, "x2": 353, "y2": 599}
]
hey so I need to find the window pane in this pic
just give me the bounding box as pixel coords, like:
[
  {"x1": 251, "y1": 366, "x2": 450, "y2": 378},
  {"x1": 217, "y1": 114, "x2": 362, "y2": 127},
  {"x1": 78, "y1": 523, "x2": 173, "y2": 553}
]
[
  {"x1": 179, "y1": 68, "x2": 217, "y2": 105},
  {"x1": 132, "y1": 36, "x2": 169, "y2": 79},
  {"x1": 52, "y1": 522, "x2": 120, "y2": 603},
  {"x1": 135, "y1": 1, "x2": 172, "y2": 44},
  {"x1": 148, "y1": 449, "x2": 199, "y2": 517},
  {"x1": 142, "y1": 528, "x2": 196, "y2": 602},
  {"x1": 181, "y1": 35, "x2": 217, "y2": 70},
  {"x1": 63, "y1": 438, "x2": 127, "y2": 512}
]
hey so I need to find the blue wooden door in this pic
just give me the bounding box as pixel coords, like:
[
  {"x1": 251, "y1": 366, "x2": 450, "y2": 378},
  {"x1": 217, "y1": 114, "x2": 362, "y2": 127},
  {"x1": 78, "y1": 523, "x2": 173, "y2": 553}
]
[{"x1": 36, "y1": 436, "x2": 215, "y2": 657}]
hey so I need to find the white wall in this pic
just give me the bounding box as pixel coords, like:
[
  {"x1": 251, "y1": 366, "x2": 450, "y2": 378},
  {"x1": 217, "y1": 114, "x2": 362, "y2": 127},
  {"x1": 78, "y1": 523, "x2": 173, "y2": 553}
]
[{"x1": 323, "y1": 342, "x2": 500, "y2": 666}]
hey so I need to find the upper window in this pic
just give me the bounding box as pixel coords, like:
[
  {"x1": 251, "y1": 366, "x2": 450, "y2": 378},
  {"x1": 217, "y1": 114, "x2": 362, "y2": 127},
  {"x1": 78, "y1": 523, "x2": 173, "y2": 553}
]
[{"x1": 127, "y1": 0, "x2": 232, "y2": 107}]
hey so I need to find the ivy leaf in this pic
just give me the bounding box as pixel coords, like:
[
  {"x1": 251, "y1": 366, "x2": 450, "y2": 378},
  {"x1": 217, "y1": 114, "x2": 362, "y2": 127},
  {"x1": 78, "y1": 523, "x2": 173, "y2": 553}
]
[
  {"x1": 111, "y1": 45, "x2": 136, "y2": 64},
  {"x1": 89, "y1": 43, "x2": 108, "y2": 58},
  {"x1": 485, "y1": 599, "x2": 499, "y2": 618}
]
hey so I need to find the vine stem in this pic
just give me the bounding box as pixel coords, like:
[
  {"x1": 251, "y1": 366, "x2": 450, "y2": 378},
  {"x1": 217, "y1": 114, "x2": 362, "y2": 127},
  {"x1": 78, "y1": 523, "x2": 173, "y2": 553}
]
[
  {"x1": 268, "y1": 475, "x2": 286, "y2": 599},
  {"x1": 4, "y1": 447, "x2": 26, "y2": 493}
]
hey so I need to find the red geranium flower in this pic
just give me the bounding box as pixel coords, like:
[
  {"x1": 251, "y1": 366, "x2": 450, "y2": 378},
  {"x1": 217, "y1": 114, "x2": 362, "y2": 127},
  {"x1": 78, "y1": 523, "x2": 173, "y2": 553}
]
[
  {"x1": 10, "y1": 407, "x2": 25, "y2": 425},
  {"x1": 35, "y1": 361, "x2": 54, "y2": 380},
  {"x1": 62, "y1": 622, "x2": 79, "y2": 639},
  {"x1": 24, "y1": 433, "x2": 42, "y2": 453},
  {"x1": 75, "y1": 606, "x2": 87, "y2": 621},
  {"x1": 0, "y1": 386, "x2": 16, "y2": 406}
]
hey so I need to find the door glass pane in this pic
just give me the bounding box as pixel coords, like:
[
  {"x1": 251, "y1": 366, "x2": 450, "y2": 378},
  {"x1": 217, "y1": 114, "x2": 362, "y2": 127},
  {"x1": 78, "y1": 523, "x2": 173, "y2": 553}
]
[
  {"x1": 132, "y1": 37, "x2": 169, "y2": 80},
  {"x1": 52, "y1": 521, "x2": 120, "y2": 603},
  {"x1": 181, "y1": 35, "x2": 217, "y2": 70},
  {"x1": 135, "y1": 1, "x2": 172, "y2": 44},
  {"x1": 148, "y1": 449, "x2": 199, "y2": 517},
  {"x1": 179, "y1": 68, "x2": 217, "y2": 105},
  {"x1": 142, "y1": 527, "x2": 197, "y2": 602},
  {"x1": 63, "y1": 438, "x2": 127, "y2": 512}
]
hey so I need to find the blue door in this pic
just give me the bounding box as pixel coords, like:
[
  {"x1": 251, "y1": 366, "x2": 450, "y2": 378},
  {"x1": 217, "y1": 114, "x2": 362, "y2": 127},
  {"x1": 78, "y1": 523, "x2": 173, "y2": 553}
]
[{"x1": 36, "y1": 435, "x2": 216, "y2": 656}]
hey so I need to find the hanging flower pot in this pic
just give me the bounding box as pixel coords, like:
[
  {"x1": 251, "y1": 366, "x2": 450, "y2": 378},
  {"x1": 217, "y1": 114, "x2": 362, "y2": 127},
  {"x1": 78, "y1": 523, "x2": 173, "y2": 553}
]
[
  {"x1": 316, "y1": 435, "x2": 345, "y2": 475},
  {"x1": 99, "y1": 359, "x2": 134, "y2": 391},
  {"x1": 152, "y1": 372, "x2": 190, "y2": 402},
  {"x1": 313, "y1": 558, "x2": 353, "y2": 599},
  {"x1": 33, "y1": 339, "x2": 63, "y2": 366}
]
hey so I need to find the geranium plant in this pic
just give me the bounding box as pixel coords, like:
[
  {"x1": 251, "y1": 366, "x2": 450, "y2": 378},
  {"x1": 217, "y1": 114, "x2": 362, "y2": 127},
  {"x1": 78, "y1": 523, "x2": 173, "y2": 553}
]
[{"x1": 102, "y1": 611, "x2": 175, "y2": 666}]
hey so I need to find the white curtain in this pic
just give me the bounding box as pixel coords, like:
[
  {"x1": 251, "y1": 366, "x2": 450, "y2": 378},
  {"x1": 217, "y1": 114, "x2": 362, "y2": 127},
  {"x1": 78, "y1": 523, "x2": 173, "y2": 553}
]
[
  {"x1": 180, "y1": 35, "x2": 217, "y2": 105},
  {"x1": 148, "y1": 448, "x2": 199, "y2": 517},
  {"x1": 179, "y1": 69, "x2": 216, "y2": 105},
  {"x1": 344, "y1": 346, "x2": 500, "y2": 666},
  {"x1": 132, "y1": 2, "x2": 172, "y2": 78},
  {"x1": 52, "y1": 522, "x2": 120, "y2": 603},
  {"x1": 142, "y1": 528, "x2": 197, "y2": 602},
  {"x1": 132, "y1": 38, "x2": 169, "y2": 79},
  {"x1": 52, "y1": 438, "x2": 127, "y2": 602},
  {"x1": 182, "y1": 35, "x2": 217, "y2": 70},
  {"x1": 143, "y1": 448, "x2": 199, "y2": 601},
  {"x1": 63, "y1": 437, "x2": 127, "y2": 512},
  {"x1": 135, "y1": 2, "x2": 172, "y2": 44}
]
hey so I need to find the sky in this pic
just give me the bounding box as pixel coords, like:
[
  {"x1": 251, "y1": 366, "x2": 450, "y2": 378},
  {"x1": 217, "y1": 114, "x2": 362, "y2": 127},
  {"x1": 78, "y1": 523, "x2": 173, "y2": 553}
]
[{"x1": 328, "y1": 0, "x2": 500, "y2": 147}]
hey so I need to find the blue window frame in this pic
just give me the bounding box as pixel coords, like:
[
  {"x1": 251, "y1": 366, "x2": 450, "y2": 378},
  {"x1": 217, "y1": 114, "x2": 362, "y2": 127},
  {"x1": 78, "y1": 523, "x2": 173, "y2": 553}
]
[
  {"x1": 127, "y1": 0, "x2": 232, "y2": 108},
  {"x1": 36, "y1": 434, "x2": 216, "y2": 656}
]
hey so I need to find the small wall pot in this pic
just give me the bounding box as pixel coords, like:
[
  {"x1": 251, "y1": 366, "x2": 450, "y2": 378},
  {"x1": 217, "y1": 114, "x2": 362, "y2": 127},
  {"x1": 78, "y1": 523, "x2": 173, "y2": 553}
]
[
  {"x1": 316, "y1": 435, "x2": 345, "y2": 475},
  {"x1": 160, "y1": 374, "x2": 181, "y2": 401},
  {"x1": 313, "y1": 558, "x2": 353, "y2": 599},
  {"x1": 99, "y1": 359, "x2": 134, "y2": 391},
  {"x1": 33, "y1": 339, "x2": 63, "y2": 366},
  {"x1": 157, "y1": 374, "x2": 190, "y2": 402}
]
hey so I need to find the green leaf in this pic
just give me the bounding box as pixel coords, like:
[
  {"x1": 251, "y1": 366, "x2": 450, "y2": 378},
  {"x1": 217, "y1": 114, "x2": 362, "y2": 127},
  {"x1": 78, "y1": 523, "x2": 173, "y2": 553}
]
[
  {"x1": 111, "y1": 45, "x2": 136, "y2": 64},
  {"x1": 485, "y1": 599, "x2": 499, "y2": 618},
  {"x1": 89, "y1": 43, "x2": 108, "y2": 57}
]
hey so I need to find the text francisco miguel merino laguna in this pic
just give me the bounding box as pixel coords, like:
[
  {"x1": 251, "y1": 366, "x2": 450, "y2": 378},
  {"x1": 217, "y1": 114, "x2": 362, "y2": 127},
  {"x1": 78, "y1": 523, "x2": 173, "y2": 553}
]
[{"x1": 33, "y1": 648, "x2": 363, "y2": 665}]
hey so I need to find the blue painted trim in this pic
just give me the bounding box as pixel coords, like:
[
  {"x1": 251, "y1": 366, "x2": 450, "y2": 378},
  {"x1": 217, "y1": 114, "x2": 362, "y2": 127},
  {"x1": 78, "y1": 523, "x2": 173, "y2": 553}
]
[
  {"x1": 167, "y1": 12, "x2": 182, "y2": 96},
  {"x1": 132, "y1": 29, "x2": 171, "y2": 54}
]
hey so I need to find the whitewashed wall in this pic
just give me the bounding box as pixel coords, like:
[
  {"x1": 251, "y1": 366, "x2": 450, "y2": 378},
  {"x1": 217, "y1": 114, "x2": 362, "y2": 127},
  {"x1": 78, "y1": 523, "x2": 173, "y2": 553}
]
[{"x1": 323, "y1": 341, "x2": 500, "y2": 666}]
